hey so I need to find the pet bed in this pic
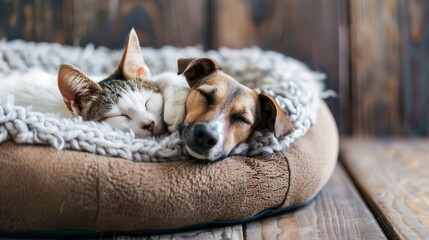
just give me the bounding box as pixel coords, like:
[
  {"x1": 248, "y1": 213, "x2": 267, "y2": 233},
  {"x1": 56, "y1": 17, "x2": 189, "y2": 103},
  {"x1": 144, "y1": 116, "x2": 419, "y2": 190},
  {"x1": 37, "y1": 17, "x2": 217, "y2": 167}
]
[{"x1": 0, "y1": 40, "x2": 338, "y2": 236}]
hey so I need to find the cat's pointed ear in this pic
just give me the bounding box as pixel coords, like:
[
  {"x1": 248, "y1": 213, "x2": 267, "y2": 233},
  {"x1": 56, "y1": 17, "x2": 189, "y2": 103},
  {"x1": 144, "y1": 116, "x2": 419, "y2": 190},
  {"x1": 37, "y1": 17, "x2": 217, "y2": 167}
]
[
  {"x1": 115, "y1": 28, "x2": 151, "y2": 80},
  {"x1": 177, "y1": 58, "x2": 220, "y2": 88},
  {"x1": 57, "y1": 64, "x2": 102, "y2": 116}
]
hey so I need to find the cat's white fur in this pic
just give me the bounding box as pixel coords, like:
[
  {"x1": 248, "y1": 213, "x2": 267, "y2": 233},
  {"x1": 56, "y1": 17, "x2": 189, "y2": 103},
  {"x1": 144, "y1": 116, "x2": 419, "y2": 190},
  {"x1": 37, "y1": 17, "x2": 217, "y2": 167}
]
[
  {"x1": 0, "y1": 29, "x2": 189, "y2": 136},
  {"x1": 0, "y1": 69, "x2": 70, "y2": 117},
  {"x1": 105, "y1": 86, "x2": 164, "y2": 136},
  {"x1": 153, "y1": 72, "x2": 189, "y2": 132},
  {"x1": 0, "y1": 69, "x2": 189, "y2": 136}
]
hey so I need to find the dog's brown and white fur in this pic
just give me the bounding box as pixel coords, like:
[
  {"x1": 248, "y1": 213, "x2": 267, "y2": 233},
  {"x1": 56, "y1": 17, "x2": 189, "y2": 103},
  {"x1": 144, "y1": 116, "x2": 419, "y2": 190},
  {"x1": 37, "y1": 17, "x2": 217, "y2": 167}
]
[{"x1": 178, "y1": 58, "x2": 294, "y2": 161}]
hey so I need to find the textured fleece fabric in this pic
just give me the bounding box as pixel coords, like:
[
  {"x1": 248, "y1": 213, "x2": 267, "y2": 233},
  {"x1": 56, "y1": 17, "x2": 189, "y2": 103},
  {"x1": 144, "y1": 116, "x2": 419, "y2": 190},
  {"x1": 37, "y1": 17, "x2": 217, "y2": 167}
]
[
  {"x1": 0, "y1": 40, "x2": 326, "y2": 161},
  {"x1": 0, "y1": 102, "x2": 337, "y2": 233}
]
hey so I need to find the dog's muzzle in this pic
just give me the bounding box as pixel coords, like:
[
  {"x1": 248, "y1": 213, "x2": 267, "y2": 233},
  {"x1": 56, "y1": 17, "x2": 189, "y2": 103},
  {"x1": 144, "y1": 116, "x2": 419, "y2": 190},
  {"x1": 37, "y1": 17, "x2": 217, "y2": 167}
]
[
  {"x1": 181, "y1": 122, "x2": 225, "y2": 161},
  {"x1": 193, "y1": 123, "x2": 219, "y2": 149}
]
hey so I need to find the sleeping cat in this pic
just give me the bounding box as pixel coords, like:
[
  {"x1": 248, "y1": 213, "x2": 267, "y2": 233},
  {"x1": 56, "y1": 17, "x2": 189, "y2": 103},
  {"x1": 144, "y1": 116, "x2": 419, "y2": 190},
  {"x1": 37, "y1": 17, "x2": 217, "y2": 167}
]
[{"x1": 0, "y1": 29, "x2": 189, "y2": 137}]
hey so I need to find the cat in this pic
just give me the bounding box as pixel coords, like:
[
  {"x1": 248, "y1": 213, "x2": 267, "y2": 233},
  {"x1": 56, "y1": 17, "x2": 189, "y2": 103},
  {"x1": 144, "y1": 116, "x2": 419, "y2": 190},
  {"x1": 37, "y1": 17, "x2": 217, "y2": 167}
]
[{"x1": 0, "y1": 29, "x2": 189, "y2": 137}]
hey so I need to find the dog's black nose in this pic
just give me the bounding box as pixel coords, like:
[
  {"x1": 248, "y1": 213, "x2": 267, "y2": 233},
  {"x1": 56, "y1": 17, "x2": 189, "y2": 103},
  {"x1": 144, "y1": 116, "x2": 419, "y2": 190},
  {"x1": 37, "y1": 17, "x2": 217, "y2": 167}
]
[{"x1": 193, "y1": 123, "x2": 219, "y2": 149}]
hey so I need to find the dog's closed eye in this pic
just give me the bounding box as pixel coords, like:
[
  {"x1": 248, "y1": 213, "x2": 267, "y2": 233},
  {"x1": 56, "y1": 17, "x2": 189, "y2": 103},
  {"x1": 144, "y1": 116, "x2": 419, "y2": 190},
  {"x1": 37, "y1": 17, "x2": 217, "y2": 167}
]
[
  {"x1": 231, "y1": 109, "x2": 252, "y2": 125},
  {"x1": 198, "y1": 89, "x2": 216, "y2": 106},
  {"x1": 231, "y1": 114, "x2": 251, "y2": 125}
]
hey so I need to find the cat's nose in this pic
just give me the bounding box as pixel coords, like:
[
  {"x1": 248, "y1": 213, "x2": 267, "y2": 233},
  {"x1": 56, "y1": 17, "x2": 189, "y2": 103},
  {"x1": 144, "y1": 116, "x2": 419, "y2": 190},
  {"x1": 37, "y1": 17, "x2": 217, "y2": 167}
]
[{"x1": 141, "y1": 121, "x2": 155, "y2": 133}]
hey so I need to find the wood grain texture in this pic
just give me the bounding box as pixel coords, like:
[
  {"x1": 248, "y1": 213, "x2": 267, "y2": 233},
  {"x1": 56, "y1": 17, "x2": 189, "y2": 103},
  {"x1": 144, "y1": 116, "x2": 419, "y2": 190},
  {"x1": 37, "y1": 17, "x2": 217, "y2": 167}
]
[
  {"x1": 0, "y1": 0, "x2": 206, "y2": 49},
  {"x1": 244, "y1": 165, "x2": 386, "y2": 240},
  {"x1": 341, "y1": 139, "x2": 429, "y2": 239},
  {"x1": 339, "y1": 0, "x2": 351, "y2": 135},
  {"x1": 214, "y1": 0, "x2": 344, "y2": 134},
  {"x1": 349, "y1": 0, "x2": 402, "y2": 136},
  {"x1": 401, "y1": 0, "x2": 429, "y2": 136},
  {"x1": 0, "y1": 0, "x2": 70, "y2": 44},
  {"x1": 116, "y1": 224, "x2": 243, "y2": 240},
  {"x1": 71, "y1": 0, "x2": 206, "y2": 49},
  {"x1": 349, "y1": 0, "x2": 429, "y2": 136}
]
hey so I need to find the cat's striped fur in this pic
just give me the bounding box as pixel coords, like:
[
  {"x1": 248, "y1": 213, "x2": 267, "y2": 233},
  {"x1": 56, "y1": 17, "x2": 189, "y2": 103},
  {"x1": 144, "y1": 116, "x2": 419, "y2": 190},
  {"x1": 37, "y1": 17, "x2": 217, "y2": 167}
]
[
  {"x1": 57, "y1": 29, "x2": 189, "y2": 137},
  {"x1": 0, "y1": 29, "x2": 189, "y2": 137}
]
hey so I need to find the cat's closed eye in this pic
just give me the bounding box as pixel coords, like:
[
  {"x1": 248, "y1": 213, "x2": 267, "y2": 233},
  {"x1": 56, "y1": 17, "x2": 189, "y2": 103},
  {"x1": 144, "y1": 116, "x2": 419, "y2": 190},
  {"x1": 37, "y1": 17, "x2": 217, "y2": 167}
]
[
  {"x1": 145, "y1": 98, "x2": 157, "y2": 112},
  {"x1": 113, "y1": 114, "x2": 132, "y2": 120}
]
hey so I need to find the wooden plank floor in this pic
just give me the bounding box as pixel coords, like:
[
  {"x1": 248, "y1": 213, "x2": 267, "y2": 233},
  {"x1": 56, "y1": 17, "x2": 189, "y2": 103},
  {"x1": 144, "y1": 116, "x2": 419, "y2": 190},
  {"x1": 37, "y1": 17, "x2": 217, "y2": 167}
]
[
  {"x1": 341, "y1": 139, "x2": 429, "y2": 240},
  {"x1": 117, "y1": 164, "x2": 386, "y2": 240},
  {"x1": 117, "y1": 225, "x2": 244, "y2": 240},
  {"x1": 243, "y1": 165, "x2": 385, "y2": 240},
  {"x1": 115, "y1": 138, "x2": 429, "y2": 240}
]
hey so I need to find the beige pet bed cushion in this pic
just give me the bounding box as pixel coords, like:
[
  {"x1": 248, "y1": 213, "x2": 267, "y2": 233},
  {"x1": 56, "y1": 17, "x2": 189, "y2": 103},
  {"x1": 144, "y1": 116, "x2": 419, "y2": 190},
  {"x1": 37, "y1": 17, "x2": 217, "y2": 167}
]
[
  {"x1": 0, "y1": 41, "x2": 338, "y2": 237},
  {"x1": 0, "y1": 101, "x2": 338, "y2": 236}
]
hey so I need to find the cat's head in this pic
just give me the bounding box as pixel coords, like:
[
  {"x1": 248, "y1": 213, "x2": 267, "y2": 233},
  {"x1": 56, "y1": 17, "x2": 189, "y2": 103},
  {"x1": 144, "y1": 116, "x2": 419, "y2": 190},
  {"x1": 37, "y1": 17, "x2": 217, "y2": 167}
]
[{"x1": 57, "y1": 29, "x2": 164, "y2": 137}]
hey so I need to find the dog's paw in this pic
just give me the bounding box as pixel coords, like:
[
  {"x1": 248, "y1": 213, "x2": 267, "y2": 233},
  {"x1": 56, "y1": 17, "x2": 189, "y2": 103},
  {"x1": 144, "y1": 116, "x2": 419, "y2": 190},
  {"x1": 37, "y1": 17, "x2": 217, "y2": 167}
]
[{"x1": 163, "y1": 87, "x2": 189, "y2": 132}]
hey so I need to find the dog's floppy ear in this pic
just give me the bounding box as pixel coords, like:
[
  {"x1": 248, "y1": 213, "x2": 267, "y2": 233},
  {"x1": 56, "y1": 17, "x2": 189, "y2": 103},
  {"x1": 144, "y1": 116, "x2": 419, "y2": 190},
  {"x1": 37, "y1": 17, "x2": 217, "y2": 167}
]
[
  {"x1": 58, "y1": 64, "x2": 102, "y2": 116},
  {"x1": 259, "y1": 93, "x2": 294, "y2": 138},
  {"x1": 177, "y1": 58, "x2": 220, "y2": 87},
  {"x1": 112, "y1": 28, "x2": 151, "y2": 80}
]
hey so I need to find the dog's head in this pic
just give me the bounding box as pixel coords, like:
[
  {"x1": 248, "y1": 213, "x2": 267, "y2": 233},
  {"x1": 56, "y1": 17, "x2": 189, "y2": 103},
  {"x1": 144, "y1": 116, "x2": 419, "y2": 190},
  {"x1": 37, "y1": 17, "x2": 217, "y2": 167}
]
[{"x1": 179, "y1": 58, "x2": 294, "y2": 161}]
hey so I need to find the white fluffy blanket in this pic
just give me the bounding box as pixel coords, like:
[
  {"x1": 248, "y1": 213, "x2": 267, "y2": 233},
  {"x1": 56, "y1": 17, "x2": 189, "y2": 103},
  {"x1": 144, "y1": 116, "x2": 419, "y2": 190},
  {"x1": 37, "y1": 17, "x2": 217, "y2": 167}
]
[{"x1": 0, "y1": 40, "x2": 325, "y2": 162}]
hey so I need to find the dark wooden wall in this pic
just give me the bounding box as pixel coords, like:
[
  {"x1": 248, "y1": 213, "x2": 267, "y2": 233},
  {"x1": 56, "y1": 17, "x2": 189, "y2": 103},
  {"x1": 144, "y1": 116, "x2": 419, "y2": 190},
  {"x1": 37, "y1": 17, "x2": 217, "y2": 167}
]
[
  {"x1": 211, "y1": 0, "x2": 344, "y2": 135},
  {"x1": 0, "y1": 0, "x2": 207, "y2": 48},
  {"x1": 0, "y1": 0, "x2": 428, "y2": 137},
  {"x1": 349, "y1": 0, "x2": 429, "y2": 136}
]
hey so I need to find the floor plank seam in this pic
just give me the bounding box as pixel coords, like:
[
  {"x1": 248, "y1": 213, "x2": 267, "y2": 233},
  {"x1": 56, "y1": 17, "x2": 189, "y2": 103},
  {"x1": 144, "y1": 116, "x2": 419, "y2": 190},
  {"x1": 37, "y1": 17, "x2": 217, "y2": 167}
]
[{"x1": 338, "y1": 157, "x2": 393, "y2": 239}]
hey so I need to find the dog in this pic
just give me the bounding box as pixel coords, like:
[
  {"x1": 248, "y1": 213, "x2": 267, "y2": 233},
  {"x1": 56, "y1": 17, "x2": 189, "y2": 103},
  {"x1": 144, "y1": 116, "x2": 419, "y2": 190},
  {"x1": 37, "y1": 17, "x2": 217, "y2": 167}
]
[{"x1": 178, "y1": 58, "x2": 294, "y2": 161}]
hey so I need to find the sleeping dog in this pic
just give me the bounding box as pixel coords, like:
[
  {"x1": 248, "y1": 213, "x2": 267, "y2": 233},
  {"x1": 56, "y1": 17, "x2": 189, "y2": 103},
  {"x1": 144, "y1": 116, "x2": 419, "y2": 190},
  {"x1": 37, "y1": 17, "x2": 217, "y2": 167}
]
[{"x1": 179, "y1": 58, "x2": 294, "y2": 161}]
